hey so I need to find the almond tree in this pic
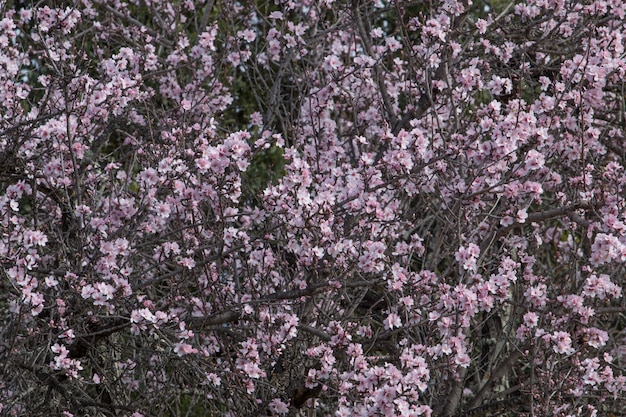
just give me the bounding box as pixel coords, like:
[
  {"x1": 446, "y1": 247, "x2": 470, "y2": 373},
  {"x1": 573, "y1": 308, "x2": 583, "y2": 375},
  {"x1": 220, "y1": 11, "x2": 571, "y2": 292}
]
[{"x1": 1, "y1": 0, "x2": 625, "y2": 416}]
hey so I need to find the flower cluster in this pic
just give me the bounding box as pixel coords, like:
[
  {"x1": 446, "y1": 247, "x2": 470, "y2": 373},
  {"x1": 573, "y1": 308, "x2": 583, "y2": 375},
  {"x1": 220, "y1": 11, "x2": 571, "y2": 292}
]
[{"x1": 1, "y1": 0, "x2": 626, "y2": 416}]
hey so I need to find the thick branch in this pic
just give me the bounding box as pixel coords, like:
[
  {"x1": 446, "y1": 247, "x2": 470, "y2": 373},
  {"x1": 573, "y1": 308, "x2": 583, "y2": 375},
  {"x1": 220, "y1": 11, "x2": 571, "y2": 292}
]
[
  {"x1": 352, "y1": 0, "x2": 398, "y2": 129},
  {"x1": 438, "y1": 367, "x2": 467, "y2": 417},
  {"x1": 467, "y1": 349, "x2": 523, "y2": 410},
  {"x1": 68, "y1": 318, "x2": 130, "y2": 359},
  {"x1": 479, "y1": 203, "x2": 591, "y2": 255}
]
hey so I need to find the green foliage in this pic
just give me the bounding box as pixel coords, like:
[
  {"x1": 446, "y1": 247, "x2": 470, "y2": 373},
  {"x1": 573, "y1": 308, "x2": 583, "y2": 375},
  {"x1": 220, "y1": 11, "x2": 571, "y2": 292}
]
[
  {"x1": 162, "y1": 392, "x2": 214, "y2": 417},
  {"x1": 242, "y1": 145, "x2": 286, "y2": 205},
  {"x1": 221, "y1": 72, "x2": 259, "y2": 131}
]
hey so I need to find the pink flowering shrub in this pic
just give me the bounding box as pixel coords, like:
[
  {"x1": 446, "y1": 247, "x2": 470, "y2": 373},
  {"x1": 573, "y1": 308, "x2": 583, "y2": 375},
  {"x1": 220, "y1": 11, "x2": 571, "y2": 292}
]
[{"x1": 1, "y1": 0, "x2": 626, "y2": 416}]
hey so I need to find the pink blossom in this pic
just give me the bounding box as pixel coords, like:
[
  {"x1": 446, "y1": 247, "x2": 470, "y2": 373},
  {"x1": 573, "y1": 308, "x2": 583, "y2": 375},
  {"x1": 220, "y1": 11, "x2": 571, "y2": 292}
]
[
  {"x1": 523, "y1": 312, "x2": 539, "y2": 328},
  {"x1": 22, "y1": 230, "x2": 48, "y2": 247},
  {"x1": 268, "y1": 398, "x2": 289, "y2": 414},
  {"x1": 525, "y1": 283, "x2": 548, "y2": 308},
  {"x1": 238, "y1": 29, "x2": 256, "y2": 43},
  {"x1": 590, "y1": 234, "x2": 626, "y2": 266},
  {"x1": 583, "y1": 274, "x2": 622, "y2": 300},
  {"x1": 178, "y1": 257, "x2": 196, "y2": 269},
  {"x1": 552, "y1": 331, "x2": 575, "y2": 355},
  {"x1": 524, "y1": 150, "x2": 545, "y2": 171},
  {"x1": 582, "y1": 328, "x2": 609, "y2": 349},
  {"x1": 173, "y1": 342, "x2": 198, "y2": 356},
  {"x1": 455, "y1": 243, "x2": 480, "y2": 272},
  {"x1": 384, "y1": 313, "x2": 402, "y2": 330},
  {"x1": 475, "y1": 18, "x2": 488, "y2": 34},
  {"x1": 322, "y1": 55, "x2": 342, "y2": 71},
  {"x1": 455, "y1": 352, "x2": 471, "y2": 368}
]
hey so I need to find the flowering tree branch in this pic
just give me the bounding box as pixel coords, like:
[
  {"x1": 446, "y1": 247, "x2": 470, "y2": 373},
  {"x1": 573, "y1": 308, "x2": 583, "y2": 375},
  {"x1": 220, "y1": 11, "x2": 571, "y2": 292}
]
[{"x1": 2, "y1": 0, "x2": 626, "y2": 416}]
